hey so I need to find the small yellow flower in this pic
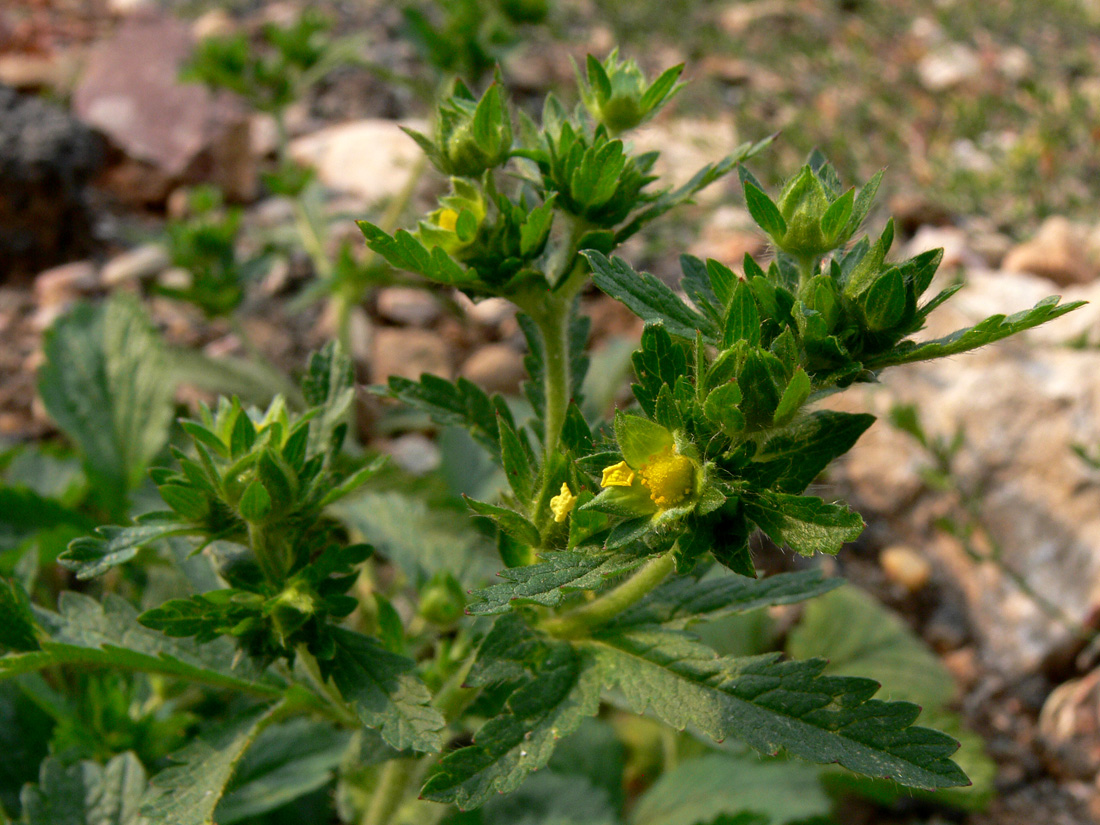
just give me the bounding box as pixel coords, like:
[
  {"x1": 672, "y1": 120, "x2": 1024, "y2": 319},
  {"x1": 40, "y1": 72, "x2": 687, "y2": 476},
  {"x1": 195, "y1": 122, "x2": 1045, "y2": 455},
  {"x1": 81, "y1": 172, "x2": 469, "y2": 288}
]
[
  {"x1": 639, "y1": 446, "x2": 694, "y2": 509},
  {"x1": 601, "y1": 461, "x2": 636, "y2": 488},
  {"x1": 437, "y1": 208, "x2": 459, "y2": 232},
  {"x1": 550, "y1": 482, "x2": 577, "y2": 523}
]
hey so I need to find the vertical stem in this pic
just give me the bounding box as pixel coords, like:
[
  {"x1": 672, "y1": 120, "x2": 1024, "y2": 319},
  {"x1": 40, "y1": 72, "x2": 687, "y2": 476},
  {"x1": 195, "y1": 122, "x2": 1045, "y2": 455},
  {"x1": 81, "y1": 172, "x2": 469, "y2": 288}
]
[
  {"x1": 361, "y1": 758, "x2": 414, "y2": 825},
  {"x1": 540, "y1": 295, "x2": 573, "y2": 458}
]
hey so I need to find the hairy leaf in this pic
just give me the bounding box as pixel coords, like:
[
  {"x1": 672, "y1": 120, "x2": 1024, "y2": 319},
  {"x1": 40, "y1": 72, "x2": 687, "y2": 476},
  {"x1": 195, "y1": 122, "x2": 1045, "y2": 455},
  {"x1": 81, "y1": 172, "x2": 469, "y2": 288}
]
[
  {"x1": 610, "y1": 567, "x2": 843, "y2": 630},
  {"x1": 742, "y1": 492, "x2": 864, "y2": 556},
  {"x1": 864, "y1": 297, "x2": 1084, "y2": 370},
  {"x1": 37, "y1": 296, "x2": 174, "y2": 501},
  {"x1": 0, "y1": 577, "x2": 39, "y2": 652},
  {"x1": 22, "y1": 752, "x2": 146, "y2": 825},
  {"x1": 59, "y1": 516, "x2": 197, "y2": 580},
  {"x1": 743, "y1": 411, "x2": 875, "y2": 495},
  {"x1": 328, "y1": 627, "x2": 445, "y2": 752},
  {"x1": 0, "y1": 593, "x2": 274, "y2": 696},
  {"x1": 588, "y1": 627, "x2": 969, "y2": 789},
  {"x1": 586, "y1": 252, "x2": 714, "y2": 341},
  {"x1": 421, "y1": 642, "x2": 601, "y2": 809},
  {"x1": 468, "y1": 551, "x2": 646, "y2": 616},
  {"x1": 630, "y1": 751, "x2": 830, "y2": 825},
  {"x1": 143, "y1": 704, "x2": 280, "y2": 825}
]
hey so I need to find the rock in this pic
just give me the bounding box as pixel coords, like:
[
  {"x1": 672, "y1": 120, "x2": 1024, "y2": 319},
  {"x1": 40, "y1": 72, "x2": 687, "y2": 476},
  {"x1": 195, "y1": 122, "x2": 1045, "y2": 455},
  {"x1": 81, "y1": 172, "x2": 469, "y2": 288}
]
[
  {"x1": 72, "y1": 14, "x2": 254, "y2": 205},
  {"x1": 827, "y1": 323, "x2": 1100, "y2": 675},
  {"x1": 371, "y1": 328, "x2": 451, "y2": 383},
  {"x1": 1003, "y1": 217, "x2": 1099, "y2": 286},
  {"x1": 0, "y1": 84, "x2": 102, "y2": 278},
  {"x1": 33, "y1": 261, "x2": 98, "y2": 309},
  {"x1": 288, "y1": 119, "x2": 425, "y2": 205},
  {"x1": 880, "y1": 545, "x2": 932, "y2": 592},
  {"x1": 458, "y1": 295, "x2": 517, "y2": 328},
  {"x1": 1040, "y1": 669, "x2": 1100, "y2": 779},
  {"x1": 900, "y1": 225, "x2": 981, "y2": 270},
  {"x1": 461, "y1": 344, "x2": 526, "y2": 395},
  {"x1": 384, "y1": 433, "x2": 441, "y2": 476},
  {"x1": 918, "y1": 43, "x2": 981, "y2": 91},
  {"x1": 0, "y1": 51, "x2": 80, "y2": 93},
  {"x1": 376, "y1": 287, "x2": 440, "y2": 327},
  {"x1": 101, "y1": 243, "x2": 170, "y2": 286}
]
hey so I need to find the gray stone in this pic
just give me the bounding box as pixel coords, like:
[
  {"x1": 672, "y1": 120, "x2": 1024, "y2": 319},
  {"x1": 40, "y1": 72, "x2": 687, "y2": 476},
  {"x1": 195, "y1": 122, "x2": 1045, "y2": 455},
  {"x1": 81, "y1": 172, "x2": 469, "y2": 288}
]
[
  {"x1": 460, "y1": 344, "x2": 526, "y2": 395},
  {"x1": 1003, "y1": 216, "x2": 1099, "y2": 286},
  {"x1": 372, "y1": 328, "x2": 451, "y2": 383}
]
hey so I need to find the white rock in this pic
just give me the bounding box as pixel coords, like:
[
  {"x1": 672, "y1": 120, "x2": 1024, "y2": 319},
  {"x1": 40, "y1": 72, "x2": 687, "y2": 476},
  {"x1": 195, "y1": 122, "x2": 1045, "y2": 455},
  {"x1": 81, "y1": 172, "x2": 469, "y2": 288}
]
[
  {"x1": 1003, "y1": 216, "x2": 1098, "y2": 287},
  {"x1": 460, "y1": 344, "x2": 526, "y2": 395},
  {"x1": 288, "y1": 119, "x2": 426, "y2": 205},
  {"x1": 918, "y1": 43, "x2": 981, "y2": 91}
]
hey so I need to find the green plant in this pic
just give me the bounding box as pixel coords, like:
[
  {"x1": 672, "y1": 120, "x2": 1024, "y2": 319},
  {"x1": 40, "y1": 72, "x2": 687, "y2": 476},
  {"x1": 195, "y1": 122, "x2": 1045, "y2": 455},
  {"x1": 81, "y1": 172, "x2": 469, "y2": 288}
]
[{"x1": 1, "y1": 51, "x2": 1084, "y2": 825}]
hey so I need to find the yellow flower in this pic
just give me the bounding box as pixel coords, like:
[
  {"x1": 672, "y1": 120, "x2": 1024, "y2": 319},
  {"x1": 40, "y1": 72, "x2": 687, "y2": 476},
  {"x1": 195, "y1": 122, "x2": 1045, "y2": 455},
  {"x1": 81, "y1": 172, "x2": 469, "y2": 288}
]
[
  {"x1": 601, "y1": 461, "x2": 636, "y2": 488},
  {"x1": 550, "y1": 482, "x2": 577, "y2": 523},
  {"x1": 638, "y1": 445, "x2": 694, "y2": 509},
  {"x1": 436, "y1": 208, "x2": 459, "y2": 232}
]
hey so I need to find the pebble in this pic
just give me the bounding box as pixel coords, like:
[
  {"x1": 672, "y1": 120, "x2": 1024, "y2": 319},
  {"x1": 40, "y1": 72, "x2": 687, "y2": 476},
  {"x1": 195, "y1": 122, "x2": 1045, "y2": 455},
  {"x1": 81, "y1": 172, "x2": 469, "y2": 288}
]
[
  {"x1": 101, "y1": 243, "x2": 170, "y2": 286},
  {"x1": 384, "y1": 433, "x2": 441, "y2": 476},
  {"x1": 33, "y1": 261, "x2": 98, "y2": 309},
  {"x1": 371, "y1": 327, "x2": 451, "y2": 382},
  {"x1": 880, "y1": 544, "x2": 932, "y2": 592},
  {"x1": 460, "y1": 343, "x2": 526, "y2": 395},
  {"x1": 376, "y1": 287, "x2": 440, "y2": 327}
]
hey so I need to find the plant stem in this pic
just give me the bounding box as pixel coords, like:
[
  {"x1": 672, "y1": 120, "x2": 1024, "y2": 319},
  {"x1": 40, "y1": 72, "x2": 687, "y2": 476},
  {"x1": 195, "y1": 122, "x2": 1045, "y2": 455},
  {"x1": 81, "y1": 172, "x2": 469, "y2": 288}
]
[
  {"x1": 361, "y1": 758, "x2": 414, "y2": 825},
  {"x1": 541, "y1": 551, "x2": 676, "y2": 638},
  {"x1": 294, "y1": 643, "x2": 359, "y2": 728}
]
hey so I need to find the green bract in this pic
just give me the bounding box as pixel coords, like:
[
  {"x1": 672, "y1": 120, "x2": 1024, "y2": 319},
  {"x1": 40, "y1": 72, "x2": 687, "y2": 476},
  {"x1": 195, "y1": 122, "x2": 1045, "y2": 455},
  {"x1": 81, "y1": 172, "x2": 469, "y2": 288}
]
[
  {"x1": 578, "y1": 50, "x2": 684, "y2": 134},
  {"x1": 405, "y1": 81, "x2": 514, "y2": 178}
]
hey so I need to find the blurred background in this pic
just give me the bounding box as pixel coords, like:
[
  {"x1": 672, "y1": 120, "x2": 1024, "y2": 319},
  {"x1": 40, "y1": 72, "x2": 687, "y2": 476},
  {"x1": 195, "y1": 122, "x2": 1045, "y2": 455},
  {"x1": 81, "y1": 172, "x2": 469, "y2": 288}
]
[{"x1": 6, "y1": 1, "x2": 1100, "y2": 823}]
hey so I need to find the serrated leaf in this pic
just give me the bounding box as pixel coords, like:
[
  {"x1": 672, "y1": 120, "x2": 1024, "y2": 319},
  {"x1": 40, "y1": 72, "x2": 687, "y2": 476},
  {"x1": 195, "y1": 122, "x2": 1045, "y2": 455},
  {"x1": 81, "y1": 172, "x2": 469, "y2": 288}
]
[
  {"x1": 215, "y1": 718, "x2": 352, "y2": 824},
  {"x1": 480, "y1": 770, "x2": 618, "y2": 825},
  {"x1": 420, "y1": 642, "x2": 602, "y2": 809},
  {"x1": 358, "y1": 223, "x2": 473, "y2": 286},
  {"x1": 38, "y1": 296, "x2": 174, "y2": 502},
  {"x1": 468, "y1": 551, "x2": 646, "y2": 616},
  {"x1": 630, "y1": 751, "x2": 830, "y2": 825},
  {"x1": 301, "y1": 341, "x2": 356, "y2": 458},
  {"x1": 863, "y1": 297, "x2": 1085, "y2": 370},
  {"x1": 0, "y1": 593, "x2": 275, "y2": 696},
  {"x1": 742, "y1": 491, "x2": 863, "y2": 556},
  {"x1": 327, "y1": 627, "x2": 445, "y2": 752},
  {"x1": 383, "y1": 374, "x2": 500, "y2": 457},
  {"x1": 586, "y1": 252, "x2": 714, "y2": 341},
  {"x1": 743, "y1": 410, "x2": 875, "y2": 494},
  {"x1": 142, "y1": 703, "x2": 280, "y2": 825},
  {"x1": 59, "y1": 517, "x2": 197, "y2": 580},
  {"x1": 21, "y1": 751, "x2": 147, "y2": 825},
  {"x1": 588, "y1": 627, "x2": 969, "y2": 789},
  {"x1": 610, "y1": 567, "x2": 843, "y2": 629},
  {"x1": 465, "y1": 497, "x2": 540, "y2": 547}
]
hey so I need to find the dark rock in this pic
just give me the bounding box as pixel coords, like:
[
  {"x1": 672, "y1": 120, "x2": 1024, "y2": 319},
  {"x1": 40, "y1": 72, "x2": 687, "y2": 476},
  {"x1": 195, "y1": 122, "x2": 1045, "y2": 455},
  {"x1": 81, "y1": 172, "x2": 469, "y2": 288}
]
[{"x1": 0, "y1": 84, "x2": 102, "y2": 279}]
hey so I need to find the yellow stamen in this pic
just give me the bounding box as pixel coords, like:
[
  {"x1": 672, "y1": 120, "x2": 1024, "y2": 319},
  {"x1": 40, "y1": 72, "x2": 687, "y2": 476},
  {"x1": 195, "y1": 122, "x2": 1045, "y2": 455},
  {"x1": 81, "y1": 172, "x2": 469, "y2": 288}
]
[
  {"x1": 437, "y1": 208, "x2": 459, "y2": 232},
  {"x1": 550, "y1": 483, "x2": 577, "y2": 523},
  {"x1": 639, "y1": 446, "x2": 694, "y2": 509},
  {"x1": 601, "y1": 461, "x2": 636, "y2": 488}
]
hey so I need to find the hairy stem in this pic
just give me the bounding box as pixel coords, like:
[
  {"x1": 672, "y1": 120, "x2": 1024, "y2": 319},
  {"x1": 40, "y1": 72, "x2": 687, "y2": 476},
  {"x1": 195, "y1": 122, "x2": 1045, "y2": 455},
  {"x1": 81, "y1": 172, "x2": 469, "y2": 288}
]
[{"x1": 541, "y1": 551, "x2": 676, "y2": 638}]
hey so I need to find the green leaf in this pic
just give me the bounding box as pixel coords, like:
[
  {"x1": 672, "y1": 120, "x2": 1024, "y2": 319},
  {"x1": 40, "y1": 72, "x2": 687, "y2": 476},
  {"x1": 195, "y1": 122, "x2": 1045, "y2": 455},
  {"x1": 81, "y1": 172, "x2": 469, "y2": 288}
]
[
  {"x1": 0, "y1": 577, "x2": 38, "y2": 652},
  {"x1": 59, "y1": 516, "x2": 196, "y2": 580},
  {"x1": 468, "y1": 551, "x2": 645, "y2": 616},
  {"x1": 0, "y1": 593, "x2": 275, "y2": 696},
  {"x1": 21, "y1": 752, "x2": 146, "y2": 825},
  {"x1": 143, "y1": 704, "x2": 281, "y2": 825},
  {"x1": 864, "y1": 297, "x2": 1085, "y2": 370},
  {"x1": 330, "y1": 490, "x2": 493, "y2": 587},
  {"x1": 238, "y1": 480, "x2": 272, "y2": 522},
  {"x1": 37, "y1": 295, "x2": 174, "y2": 501},
  {"x1": 743, "y1": 182, "x2": 787, "y2": 240},
  {"x1": 615, "y1": 412, "x2": 673, "y2": 467},
  {"x1": 498, "y1": 415, "x2": 535, "y2": 501},
  {"x1": 742, "y1": 491, "x2": 864, "y2": 556},
  {"x1": 743, "y1": 411, "x2": 875, "y2": 494},
  {"x1": 586, "y1": 252, "x2": 714, "y2": 341},
  {"x1": 421, "y1": 642, "x2": 602, "y2": 809},
  {"x1": 215, "y1": 718, "x2": 352, "y2": 824},
  {"x1": 630, "y1": 752, "x2": 830, "y2": 825},
  {"x1": 772, "y1": 367, "x2": 811, "y2": 426},
  {"x1": 820, "y1": 187, "x2": 855, "y2": 242},
  {"x1": 723, "y1": 279, "x2": 761, "y2": 347},
  {"x1": 327, "y1": 627, "x2": 446, "y2": 752},
  {"x1": 610, "y1": 567, "x2": 843, "y2": 629},
  {"x1": 587, "y1": 627, "x2": 969, "y2": 789},
  {"x1": 0, "y1": 682, "x2": 53, "y2": 816},
  {"x1": 480, "y1": 770, "x2": 618, "y2": 825},
  {"x1": 302, "y1": 341, "x2": 356, "y2": 458},
  {"x1": 0, "y1": 486, "x2": 89, "y2": 553},
  {"x1": 465, "y1": 498, "x2": 541, "y2": 547},
  {"x1": 358, "y1": 223, "x2": 473, "y2": 286},
  {"x1": 861, "y1": 268, "x2": 906, "y2": 331},
  {"x1": 382, "y1": 374, "x2": 500, "y2": 457}
]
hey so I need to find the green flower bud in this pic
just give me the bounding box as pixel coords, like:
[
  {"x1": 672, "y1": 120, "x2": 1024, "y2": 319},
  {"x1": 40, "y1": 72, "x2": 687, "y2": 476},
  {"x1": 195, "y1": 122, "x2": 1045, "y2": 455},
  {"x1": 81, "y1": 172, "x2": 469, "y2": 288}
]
[
  {"x1": 578, "y1": 51, "x2": 683, "y2": 135},
  {"x1": 407, "y1": 81, "x2": 513, "y2": 178},
  {"x1": 419, "y1": 572, "x2": 466, "y2": 626}
]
